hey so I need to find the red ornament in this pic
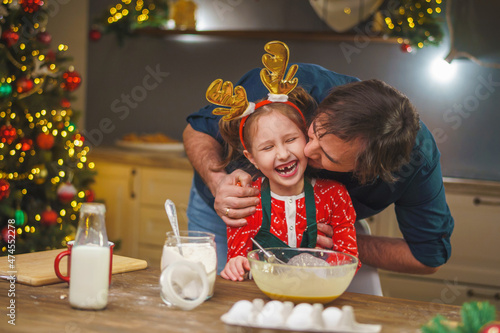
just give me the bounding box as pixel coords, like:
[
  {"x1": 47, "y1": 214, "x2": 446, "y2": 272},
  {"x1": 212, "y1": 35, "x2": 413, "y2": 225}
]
[
  {"x1": 41, "y1": 208, "x2": 58, "y2": 226},
  {"x1": 16, "y1": 77, "x2": 34, "y2": 94},
  {"x1": 1, "y1": 125, "x2": 17, "y2": 144},
  {"x1": 36, "y1": 132, "x2": 55, "y2": 150},
  {"x1": 89, "y1": 29, "x2": 102, "y2": 41},
  {"x1": 400, "y1": 43, "x2": 412, "y2": 53},
  {"x1": 20, "y1": 0, "x2": 44, "y2": 13},
  {"x1": 37, "y1": 31, "x2": 52, "y2": 45},
  {"x1": 60, "y1": 98, "x2": 71, "y2": 108},
  {"x1": 1, "y1": 28, "x2": 20, "y2": 47},
  {"x1": 20, "y1": 137, "x2": 33, "y2": 151},
  {"x1": 45, "y1": 50, "x2": 56, "y2": 62},
  {"x1": 61, "y1": 70, "x2": 81, "y2": 91},
  {"x1": 84, "y1": 189, "x2": 95, "y2": 202},
  {"x1": 57, "y1": 182, "x2": 77, "y2": 203},
  {"x1": 0, "y1": 179, "x2": 11, "y2": 201},
  {"x1": 1, "y1": 226, "x2": 14, "y2": 243},
  {"x1": 481, "y1": 322, "x2": 500, "y2": 333}
]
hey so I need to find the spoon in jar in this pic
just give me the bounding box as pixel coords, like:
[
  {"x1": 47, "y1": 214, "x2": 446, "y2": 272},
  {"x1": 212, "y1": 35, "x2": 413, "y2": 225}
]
[
  {"x1": 165, "y1": 199, "x2": 183, "y2": 255},
  {"x1": 251, "y1": 238, "x2": 287, "y2": 265}
]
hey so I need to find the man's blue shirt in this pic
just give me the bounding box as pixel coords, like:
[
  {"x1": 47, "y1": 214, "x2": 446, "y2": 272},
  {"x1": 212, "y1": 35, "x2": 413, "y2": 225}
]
[{"x1": 186, "y1": 63, "x2": 453, "y2": 268}]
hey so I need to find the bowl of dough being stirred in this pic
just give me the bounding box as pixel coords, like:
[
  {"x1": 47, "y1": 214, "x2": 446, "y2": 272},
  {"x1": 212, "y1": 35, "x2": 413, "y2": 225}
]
[{"x1": 247, "y1": 247, "x2": 358, "y2": 304}]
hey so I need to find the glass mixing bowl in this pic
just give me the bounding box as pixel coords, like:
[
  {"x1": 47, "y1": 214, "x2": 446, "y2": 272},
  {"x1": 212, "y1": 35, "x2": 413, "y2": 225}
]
[{"x1": 248, "y1": 248, "x2": 358, "y2": 304}]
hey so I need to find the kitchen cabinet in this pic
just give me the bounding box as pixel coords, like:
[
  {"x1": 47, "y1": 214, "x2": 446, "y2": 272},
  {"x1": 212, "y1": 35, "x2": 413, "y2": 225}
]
[
  {"x1": 91, "y1": 162, "x2": 140, "y2": 257},
  {"x1": 369, "y1": 179, "x2": 500, "y2": 306},
  {"x1": 90, "y1": 148, "x2": 193, "y2": 267},
  {"x1": 137, "y1": 167, "x2": 192, "y2": 267}
]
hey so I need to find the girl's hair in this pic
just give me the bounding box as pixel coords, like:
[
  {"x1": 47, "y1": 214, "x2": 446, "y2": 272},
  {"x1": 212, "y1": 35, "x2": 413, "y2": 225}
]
[
  {"x1": 216, "y1": 86, "x2": 317, "y2": 174},
  {"x1": 313, "y1": 79, "x2": 420, "y2": 184}
]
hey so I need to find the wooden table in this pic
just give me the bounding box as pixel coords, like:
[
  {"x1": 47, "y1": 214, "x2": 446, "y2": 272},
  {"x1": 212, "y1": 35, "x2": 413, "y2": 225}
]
[{"x1": 0, "y1": 267, "x2": 473, "y2": 332}]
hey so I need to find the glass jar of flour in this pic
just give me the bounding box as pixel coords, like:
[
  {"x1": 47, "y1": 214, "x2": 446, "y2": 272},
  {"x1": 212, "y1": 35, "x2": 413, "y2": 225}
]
[{"x1": 160, "y1": 231, "x2": 217, "y2": 310}]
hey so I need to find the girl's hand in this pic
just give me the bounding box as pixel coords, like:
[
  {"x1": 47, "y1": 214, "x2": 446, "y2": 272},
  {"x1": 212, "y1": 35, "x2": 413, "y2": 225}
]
[{"x1": 220, "y1": 256, "x2": 251, "y2": 281}]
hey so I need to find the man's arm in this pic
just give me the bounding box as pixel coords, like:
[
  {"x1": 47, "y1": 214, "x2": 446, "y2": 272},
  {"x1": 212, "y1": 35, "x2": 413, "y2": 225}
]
[
  {"x1": 316, "y1": 224, "x2": 440, "y2": 274},
  {"x1": 183, "y1": 124, "x2": 259, "y2": 226},
  {"x1": 356, "y1": 234, "x2": 440, "y2": 274},
  {"x1": 183, "y1": 124, "x2": 226, "y2": 196}
]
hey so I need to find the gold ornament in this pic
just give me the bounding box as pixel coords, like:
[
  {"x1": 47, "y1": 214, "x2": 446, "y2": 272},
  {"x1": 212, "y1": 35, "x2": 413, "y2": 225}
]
[
  {"x1": 372, "y1": 11, "x2": 385, "y2": 33},
  {"x1": 171, "y1": 0, "x2": 197, "y2": 30}
]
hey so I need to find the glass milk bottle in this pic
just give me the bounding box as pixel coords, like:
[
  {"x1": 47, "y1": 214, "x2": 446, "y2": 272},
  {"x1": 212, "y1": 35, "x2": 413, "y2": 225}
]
[{"x1": 69, "y1": 203, "x2": 110, "y2": 310}]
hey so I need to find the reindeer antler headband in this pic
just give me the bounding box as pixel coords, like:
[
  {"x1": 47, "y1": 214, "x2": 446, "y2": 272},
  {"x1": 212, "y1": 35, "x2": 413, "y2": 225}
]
[{"x1": 206, "y1": 41, "x2": 305, "y2": 150}]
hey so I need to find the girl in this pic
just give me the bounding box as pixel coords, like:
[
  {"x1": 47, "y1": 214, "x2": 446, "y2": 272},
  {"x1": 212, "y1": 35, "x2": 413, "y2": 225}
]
[
  {"x1": 213, "y1": 86, "x2": 359, "y2": 281},
  {"x1": 205, "y1": 41, "x2": 359, "y2": 281}
]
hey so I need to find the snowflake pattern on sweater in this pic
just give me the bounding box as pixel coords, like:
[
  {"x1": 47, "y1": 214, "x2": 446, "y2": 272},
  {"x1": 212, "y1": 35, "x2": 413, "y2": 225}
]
[{"x1": 227, "y1": 178, "x2": 359, "y2": 267}]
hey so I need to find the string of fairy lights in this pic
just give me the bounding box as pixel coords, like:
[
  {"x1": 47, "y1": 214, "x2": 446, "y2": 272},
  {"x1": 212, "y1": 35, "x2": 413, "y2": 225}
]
[
  {"x1": 106, "y1": 0, "x2": 156, "y2": 25},
  {"x1": 374, "y1": 0, "x2": 444, "y2": 52}
]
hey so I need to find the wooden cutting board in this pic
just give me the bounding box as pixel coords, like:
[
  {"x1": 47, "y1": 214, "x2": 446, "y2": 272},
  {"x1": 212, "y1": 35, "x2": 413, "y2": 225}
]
[{"x1": 0, "y1": 249, "x2": 148, "y2": 286}]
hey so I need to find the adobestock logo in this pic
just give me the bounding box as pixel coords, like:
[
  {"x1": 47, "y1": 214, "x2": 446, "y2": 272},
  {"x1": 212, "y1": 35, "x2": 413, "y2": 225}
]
[
  {"x1": 387, "y1": 72, "x2": 499, "y2": 192},
  {"x1": 432, "y1": 73, "x2": 500, "y2": 143}
]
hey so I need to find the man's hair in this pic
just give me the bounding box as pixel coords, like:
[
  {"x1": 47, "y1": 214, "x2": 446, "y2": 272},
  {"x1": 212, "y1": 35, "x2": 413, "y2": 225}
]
[{"x1": 313, "y1": 79, "x2": 420, "y2": 184}]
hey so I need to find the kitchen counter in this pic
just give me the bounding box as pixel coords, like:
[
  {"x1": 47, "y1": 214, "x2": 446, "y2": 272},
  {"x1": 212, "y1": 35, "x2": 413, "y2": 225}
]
[{"x1": 2, "y1": 266, "x2": 487, "y2": 333}]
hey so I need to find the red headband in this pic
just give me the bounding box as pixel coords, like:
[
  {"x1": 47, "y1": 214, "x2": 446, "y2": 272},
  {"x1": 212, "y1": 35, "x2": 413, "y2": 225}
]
[{"x1": 238, "y1": 100, "x2": 306, "y2": 151}]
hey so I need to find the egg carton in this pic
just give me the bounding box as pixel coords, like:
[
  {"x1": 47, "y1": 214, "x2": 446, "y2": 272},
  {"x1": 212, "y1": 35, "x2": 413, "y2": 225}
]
[{"x1": 221, "y1": 299, "x2": 382, "y2": 333}]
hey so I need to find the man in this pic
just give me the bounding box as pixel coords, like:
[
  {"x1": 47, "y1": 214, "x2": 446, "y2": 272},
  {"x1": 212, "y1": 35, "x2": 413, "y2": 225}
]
[{"x1": 183, "y1": 64, "x2": 454, "y2": 293}]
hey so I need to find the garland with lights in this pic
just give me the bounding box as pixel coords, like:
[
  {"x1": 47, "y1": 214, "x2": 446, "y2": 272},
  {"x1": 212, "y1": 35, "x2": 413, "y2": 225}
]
[
  {"x1": 0, "y1": 0, "x2": 96, "y2": 254},
  {"x1": 89, "y1": 0, "x2": 170, "y2": 44},
  {"x1": 373, "y1": 0, "x2": 444, "y2": 53}
]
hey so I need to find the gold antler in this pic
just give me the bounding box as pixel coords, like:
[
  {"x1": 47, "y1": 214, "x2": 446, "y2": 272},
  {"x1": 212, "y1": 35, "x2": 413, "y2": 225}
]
[
  {"x1": 206, "y1": 79, "x2": 250, "y2": 121},
  {"x1": 260, "y1": 41, "x2": 298, "y2": 95}
]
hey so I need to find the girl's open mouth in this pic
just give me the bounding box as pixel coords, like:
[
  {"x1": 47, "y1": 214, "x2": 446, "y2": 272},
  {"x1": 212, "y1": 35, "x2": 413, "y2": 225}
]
[{"x1": 275, "y1": 161, "x2": 298, "y2": 177}]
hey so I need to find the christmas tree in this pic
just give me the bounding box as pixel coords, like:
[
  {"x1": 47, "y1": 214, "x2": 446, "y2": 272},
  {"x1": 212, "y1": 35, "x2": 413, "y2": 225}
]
[{"x1": 0, "y1": 0, "x2": 96, "y2": 254}]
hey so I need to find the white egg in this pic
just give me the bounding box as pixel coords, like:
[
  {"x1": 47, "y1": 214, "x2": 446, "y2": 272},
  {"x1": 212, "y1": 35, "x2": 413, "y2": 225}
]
[
  {"x1": 256, "y1": 300, "x2": 286, "y2": 327},
  {"x1": 286, "y1": 303, "x2": 315, "y2": 330},
  {"x1": 225, "y1": 300, "x2": 254, "y2": 324},
  {"x1": 322, "y1": 306, "x2": 343, "y2": 329}
]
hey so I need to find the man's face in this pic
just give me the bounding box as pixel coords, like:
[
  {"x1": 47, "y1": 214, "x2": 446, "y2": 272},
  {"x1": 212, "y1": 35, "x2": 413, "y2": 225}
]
[{"x1": 304, "y1": 117, "x2": 363, "y2": 172}]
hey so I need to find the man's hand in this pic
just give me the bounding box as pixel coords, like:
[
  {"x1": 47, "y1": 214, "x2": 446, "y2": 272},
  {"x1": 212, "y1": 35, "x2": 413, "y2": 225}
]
[
  {"x1": 214, "y1": 169, "x2": 260, "y2": 227},
  {"x1": 316, "y1": 222, "x2": 334, "y2": 249}
]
